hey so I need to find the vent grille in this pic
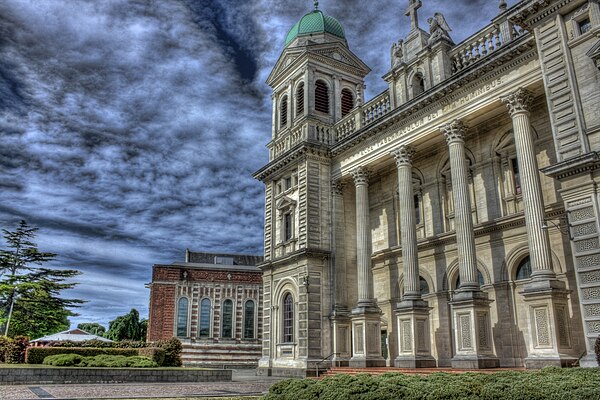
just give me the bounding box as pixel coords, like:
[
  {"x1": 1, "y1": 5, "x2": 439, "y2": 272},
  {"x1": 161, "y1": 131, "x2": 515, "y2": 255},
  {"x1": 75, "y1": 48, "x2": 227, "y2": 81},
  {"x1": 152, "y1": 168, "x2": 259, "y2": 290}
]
[
  {"x1": 296, "y1": 83, "x2": 304, "y2": 115},
  {"x1": 315, "y1": 80, "x2": 329, "y2": 114},
  {"x1": 341, "y1": 88, "x2": 354, "y2": 117},
  {"x1": 280, "y1": 95, "x2": 288, "y2": 128}
]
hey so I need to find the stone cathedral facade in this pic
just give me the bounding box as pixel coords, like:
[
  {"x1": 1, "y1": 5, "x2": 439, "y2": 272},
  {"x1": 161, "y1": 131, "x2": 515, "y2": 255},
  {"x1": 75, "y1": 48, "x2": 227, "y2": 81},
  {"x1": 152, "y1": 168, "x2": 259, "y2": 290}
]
[{"x1": 254, "y1": 0, "x2": 600, "y2": 376}]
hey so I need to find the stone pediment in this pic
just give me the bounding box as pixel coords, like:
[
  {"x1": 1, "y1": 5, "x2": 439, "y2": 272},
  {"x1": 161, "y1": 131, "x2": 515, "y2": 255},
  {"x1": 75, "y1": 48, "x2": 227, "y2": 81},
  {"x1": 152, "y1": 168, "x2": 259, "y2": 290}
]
[
  {"x1": 587, "y1": 38, "x2": 600, "y2": 69},
  {"x1": 267, "y1": 43, "x2": 370, "y2": 87},
  {"x1": 276, "y1": 196, "x2": 296, "y2": 210}
]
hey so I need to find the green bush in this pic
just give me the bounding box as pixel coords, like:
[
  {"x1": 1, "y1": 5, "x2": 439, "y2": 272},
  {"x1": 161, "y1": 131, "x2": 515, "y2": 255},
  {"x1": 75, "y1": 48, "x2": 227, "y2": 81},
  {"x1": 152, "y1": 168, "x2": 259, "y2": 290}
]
[
  {"x1": 595, "y1": 335, "x2": 600, "y2": 366},
  {"x1": 154, "y1": 338, "x2": 182, "y2": 367},
  {"x1": 264, "y1": 368, "x2": 600, "y2": 400},
  {"x1": 0, "y1": 336, "x2": 29, "y2": 364},
  {"x1": 138, "y1": 347, "x2": 165, "y2": 366},
  {"x1": 43, "y1": 353, "x2": 84, "y2": 367},
  {"x1": 26, "y1": 346, "x2": 138, "y2": 364},
  {"x1": 43, "y1": 353, "x2": 157, "y2": 368}
]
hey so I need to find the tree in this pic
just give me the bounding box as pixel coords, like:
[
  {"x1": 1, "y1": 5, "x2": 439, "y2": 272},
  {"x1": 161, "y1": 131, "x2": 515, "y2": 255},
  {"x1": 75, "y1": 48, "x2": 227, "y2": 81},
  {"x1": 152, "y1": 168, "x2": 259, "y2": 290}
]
[
  {"x1": 106, "y1": 308, "x2": 147, "y2": 341},
  {"x1": 77, "y1": 322, "x2": 106, "y2": 336},
  {"x1": 0, "y1": 220, "x2": 84, "y2": 338}
]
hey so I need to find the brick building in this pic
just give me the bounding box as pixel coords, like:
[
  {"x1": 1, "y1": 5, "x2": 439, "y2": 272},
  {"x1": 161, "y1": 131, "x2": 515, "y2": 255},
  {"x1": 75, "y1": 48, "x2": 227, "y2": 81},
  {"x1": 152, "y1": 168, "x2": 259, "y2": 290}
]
[{"x1": 147, "y1": 250, "x2": 263, "y2": 368}]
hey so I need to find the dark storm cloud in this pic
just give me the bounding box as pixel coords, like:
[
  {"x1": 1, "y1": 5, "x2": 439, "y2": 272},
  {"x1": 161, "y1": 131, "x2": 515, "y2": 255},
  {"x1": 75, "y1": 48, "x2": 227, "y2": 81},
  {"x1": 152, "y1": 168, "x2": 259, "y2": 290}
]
[{"x1": 0, "y1": 0, "x2": 517, "y2": 328}]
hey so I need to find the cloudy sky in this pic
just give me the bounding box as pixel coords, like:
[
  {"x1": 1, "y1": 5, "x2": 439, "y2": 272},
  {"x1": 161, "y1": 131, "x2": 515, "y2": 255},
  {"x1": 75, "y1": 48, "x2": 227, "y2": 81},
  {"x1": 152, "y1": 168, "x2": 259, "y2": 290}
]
[{"x1": 0, "y1": 0, "x2": 518, "y2": 330}]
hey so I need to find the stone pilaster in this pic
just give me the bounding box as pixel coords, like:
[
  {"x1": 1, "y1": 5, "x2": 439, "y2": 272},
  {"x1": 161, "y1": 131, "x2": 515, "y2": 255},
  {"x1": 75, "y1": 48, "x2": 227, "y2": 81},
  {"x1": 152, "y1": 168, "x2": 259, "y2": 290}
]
[
  {"x1": 441, "y1": 120, "x2": 498, "y2": 369},
  {"x1": 349, "y1": 166, "x2": 385, "y2": 368},
  {"x1": 391, "y1": 146, "x2": 436, "y2": 368},
  {"x1": 502, "y1": 88, "x2": 573, "y2": 368}
]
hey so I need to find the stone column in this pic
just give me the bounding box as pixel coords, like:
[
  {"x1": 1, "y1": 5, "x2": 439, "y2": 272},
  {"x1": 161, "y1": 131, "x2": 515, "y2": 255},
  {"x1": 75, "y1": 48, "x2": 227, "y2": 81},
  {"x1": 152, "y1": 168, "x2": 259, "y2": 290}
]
[
  {"x1": 441, "y1": 120, "x2": 498, "y2": 369},
  {"x1": 391, "y1": 146, "x2": 436, "y2": 368},
  {"x1": 349, "y1": 166, "x2": 385, "y2": 368},
  {"x1": 501, "y1": 88, "x2": 572, "y2": 368},
  {"x1": 501, "y1": 88, "x2": 555, "y2": 280},
  {"x1": 352, "y1": 167, "x2": 375, "y2": 307},
  {"x1": 441, "y1": 120, "x2": 479, "y2": 290},
  {"x1": 333, "y1": 75, "x2": 341, "y2": 121}
]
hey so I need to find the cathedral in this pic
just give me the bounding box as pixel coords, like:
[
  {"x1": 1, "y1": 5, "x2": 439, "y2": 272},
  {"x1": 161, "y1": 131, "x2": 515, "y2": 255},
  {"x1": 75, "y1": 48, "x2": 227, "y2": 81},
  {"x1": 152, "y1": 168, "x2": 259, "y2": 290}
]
[{"x1": 254, "y1": 0, "x2": 600, "y2": 376}]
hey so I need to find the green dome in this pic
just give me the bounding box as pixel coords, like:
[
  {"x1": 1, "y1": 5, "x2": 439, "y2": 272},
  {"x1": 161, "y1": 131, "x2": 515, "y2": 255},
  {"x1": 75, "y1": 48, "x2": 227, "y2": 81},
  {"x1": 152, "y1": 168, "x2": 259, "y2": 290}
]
[{"x1": 284, "y1": 10, "x2": 346, "y2": 47}]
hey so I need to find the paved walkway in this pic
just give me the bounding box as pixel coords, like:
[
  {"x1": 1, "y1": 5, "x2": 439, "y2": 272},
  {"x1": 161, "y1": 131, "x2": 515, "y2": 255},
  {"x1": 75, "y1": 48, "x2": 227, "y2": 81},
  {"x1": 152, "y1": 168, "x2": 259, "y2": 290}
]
[{"x1": 1, "y1": 370, "x2": 286, "y2": 400}]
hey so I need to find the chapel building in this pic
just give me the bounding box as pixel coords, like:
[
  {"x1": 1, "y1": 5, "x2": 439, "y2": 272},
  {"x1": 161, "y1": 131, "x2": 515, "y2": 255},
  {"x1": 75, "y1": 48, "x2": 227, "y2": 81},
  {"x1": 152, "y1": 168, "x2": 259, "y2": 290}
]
[
  {"x1": 254, "y1": 0, "x2": 600, "y2": 376},
  {"x1": 147, "y1": 250, "x2": 263, "y2": 367}
]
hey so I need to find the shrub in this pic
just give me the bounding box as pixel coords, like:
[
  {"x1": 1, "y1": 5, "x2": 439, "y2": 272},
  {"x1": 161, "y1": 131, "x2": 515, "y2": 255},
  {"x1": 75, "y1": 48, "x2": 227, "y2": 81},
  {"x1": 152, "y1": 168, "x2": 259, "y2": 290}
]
[
  {"x1": 154, "y1": 338, "x2": 182, "y2": 367},
  {"x1": 26, "y1": 346, "x2": 138, "y2": 364},
  {"x1": 0, "y1": 336, "x2": 29, "y2": 364},
  {"x1": 43, "y1": 353, "x2": 84, "y2": 367},
  {"x1": 264, "y1": 368, "x2": 600, "y2": 400},
  {"x1": 138, "y1": 347, "x2": 165, "y2": 366},
  {"x1": 595, "y1": 335, "x2": 600, "y2": 366},
  {"x1": 43, "y1": 354, "x2": 157, "y2": 368}
]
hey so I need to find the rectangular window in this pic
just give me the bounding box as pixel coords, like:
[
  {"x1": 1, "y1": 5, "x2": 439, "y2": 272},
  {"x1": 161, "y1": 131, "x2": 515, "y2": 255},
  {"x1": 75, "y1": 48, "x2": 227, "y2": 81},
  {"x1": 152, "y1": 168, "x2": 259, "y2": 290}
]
[
  {"x1": 284, "y1": 212, "x2": 292, "y2": 241},
  {"x1": 511, "y1": 158, "x2": 521, "y2": 195},
  {"x1": 414, "y1": 194, "x2": 421, "y2": 225},
  {"x1": 579, "y1": 18, "x2": 592, "y2": 35},
  {"x1": 285, "y1": 177, "x2": 292, "y2": 190}
]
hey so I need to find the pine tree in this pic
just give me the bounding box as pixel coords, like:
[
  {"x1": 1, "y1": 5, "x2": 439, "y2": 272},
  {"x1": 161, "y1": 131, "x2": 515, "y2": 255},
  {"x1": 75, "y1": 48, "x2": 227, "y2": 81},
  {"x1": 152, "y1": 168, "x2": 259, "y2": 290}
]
[{"x1": 0, "y1": 220, "x2": 84, "y2": 338}]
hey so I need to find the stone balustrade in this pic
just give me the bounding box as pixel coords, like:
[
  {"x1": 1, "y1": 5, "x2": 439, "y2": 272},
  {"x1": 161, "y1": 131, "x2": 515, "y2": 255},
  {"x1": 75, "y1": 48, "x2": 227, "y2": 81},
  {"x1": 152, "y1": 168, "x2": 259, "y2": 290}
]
[
  {"x1": 362, "y1": 91, "x2": 391, "y2": 126},
  {"x1": 270, "y1": 124, "x2": 307, "y2": 159},
  {"x1": 335, "y1": 111, "x2": 358, "y2": 142}
]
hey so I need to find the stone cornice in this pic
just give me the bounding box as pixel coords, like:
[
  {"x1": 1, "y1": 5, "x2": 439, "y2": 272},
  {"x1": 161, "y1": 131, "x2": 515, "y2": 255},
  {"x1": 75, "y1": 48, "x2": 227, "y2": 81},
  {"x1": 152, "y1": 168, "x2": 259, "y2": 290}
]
[
  {"x1": 508, "y1": 0, "x2": 580, "y2": 28},
  {"x1": 541, "y1": 152, "x2": 600, "y2": 179},
  {"x1": 330, "y1": 34, "x2": 536, "y2": 157},
  {"x1": 257, "y1": 248, "x2": 331, "y2": 270},
  {"x1": 253, "y1": 143, "x2": 329, "y2": 182}
]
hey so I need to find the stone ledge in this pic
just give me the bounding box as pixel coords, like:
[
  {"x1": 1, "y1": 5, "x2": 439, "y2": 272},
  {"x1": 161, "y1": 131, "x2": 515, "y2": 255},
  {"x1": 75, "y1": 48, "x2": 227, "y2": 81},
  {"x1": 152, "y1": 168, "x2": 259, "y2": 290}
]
[{"x1": 0, "y1": 367, "x2": 232, "y2": 385}]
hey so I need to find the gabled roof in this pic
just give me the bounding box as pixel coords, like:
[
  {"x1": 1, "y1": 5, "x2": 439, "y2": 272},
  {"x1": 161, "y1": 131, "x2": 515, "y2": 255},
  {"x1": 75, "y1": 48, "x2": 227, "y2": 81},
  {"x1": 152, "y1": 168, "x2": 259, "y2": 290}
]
[{"x1": 31, "y1": 328, "x2": 113, "y2": 343}]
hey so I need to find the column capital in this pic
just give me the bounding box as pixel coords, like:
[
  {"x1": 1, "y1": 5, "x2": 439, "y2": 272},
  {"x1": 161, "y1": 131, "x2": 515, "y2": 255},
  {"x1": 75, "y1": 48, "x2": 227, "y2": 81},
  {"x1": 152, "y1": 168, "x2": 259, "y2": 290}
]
[
  {"x1": 332, "y1": 179, "x2": 345, "y2": 195},
  {"x1": 440, "y1": 120, "x2": 467, "y2": 144},
  {"x1": 501, "y1": 88, "x2": 534, "y2": 117},
  {"x1": 391, "y1": 145, "x2": 416, "y2": 167},
  {"x1": 352, "y1": 166, "x2": 370, "y2": 186}
]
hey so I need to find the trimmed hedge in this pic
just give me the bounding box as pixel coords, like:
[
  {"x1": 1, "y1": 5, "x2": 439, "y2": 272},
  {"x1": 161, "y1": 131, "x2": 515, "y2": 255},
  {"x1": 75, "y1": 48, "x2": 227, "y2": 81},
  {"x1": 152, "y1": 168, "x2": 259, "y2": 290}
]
[
  {"x1": 26, "y1": 347, "x2": 138, "y2": 365},
  {"x1": 43, "y1": 354, "x2": 158, "y2": 368},
  {"x1": 595, "y1": 335, "x2": 600, "y2": 366},
  {"x1": 155, "y1": 338, "x2": 182, "y2": 367},
  {"x1": 264, "y1": 368, "x2": 600, "y2": 400},
  {"x1": 0, "y1": 336, "x2": 29, "y2": 363},
  {"x1": 139, "y1": 347, "x2": 165, "y2": 366}
]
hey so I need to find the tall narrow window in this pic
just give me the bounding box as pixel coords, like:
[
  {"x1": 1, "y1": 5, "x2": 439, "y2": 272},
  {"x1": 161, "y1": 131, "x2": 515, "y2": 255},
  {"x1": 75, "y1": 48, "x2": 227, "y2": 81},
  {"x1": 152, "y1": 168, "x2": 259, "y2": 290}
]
[
  {"x1": 280, "y1": 95, "x2": 288, "y2": 129},
  {"x1": 341, "y1": 88, "x2": 354, "y2": 117},
  {"x1": 412, "y1": 74, "x2": 425, "y2": 97},
  {"x1": 176, "y1": 297, "x2": 189, "y2": 337},
  {"x1": 515, "y1": 256, "x2": 532, "y2": 280},
  {"x1": 222, "y1": 299, "x2": 233, "y2": 339},
  {"x1": 296, "y1": 82, "x2": 305, "y2": 115},
  {"x1": 244, "y1": 300, "x2": 255, "y2": 339},
  {"x1": 283, "y1": 293, "x2": 294, "y2": 342},
  {"x1": 511, "y1": 158, "x2": 521, "y2": 195},
  {"x1": 414, "y1": 194, "x2": 422, "y2": 225},
  {"x1": 419, "y1": 277, "x2": 430, "y2": 295},
  {"x1": 315, "y1": 80, "x2": 329, "y2": 114},
  {"x1": 284, "y1": 212, "x2": 292, "y2": 241},
  {"x1": 198, "y1": 298, "x2": 211, "y2": 338}
]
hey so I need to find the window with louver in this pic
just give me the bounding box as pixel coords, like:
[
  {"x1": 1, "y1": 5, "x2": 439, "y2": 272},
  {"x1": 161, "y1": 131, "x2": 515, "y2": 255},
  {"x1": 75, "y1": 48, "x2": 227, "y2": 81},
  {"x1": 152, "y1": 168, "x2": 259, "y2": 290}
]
[
  {"x1": 315, "y1": 80, "x2": 329, "y2": 114},
  {"x1": 296, "y1": 83, "x2": 304, "y2": 115},
  {"x1": 341, "y1": 88, "x2": 354, "y2": 117},
  {"x1": 280, "y1": 95, "x2": 288, "y2": 128}
]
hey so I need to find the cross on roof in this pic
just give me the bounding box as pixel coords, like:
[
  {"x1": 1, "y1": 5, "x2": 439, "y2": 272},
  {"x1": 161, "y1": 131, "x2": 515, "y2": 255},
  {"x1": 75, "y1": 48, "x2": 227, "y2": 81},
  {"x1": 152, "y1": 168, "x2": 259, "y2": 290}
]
[{"x1": 405, "y1": 0, "x2": 422, "y2": 31}]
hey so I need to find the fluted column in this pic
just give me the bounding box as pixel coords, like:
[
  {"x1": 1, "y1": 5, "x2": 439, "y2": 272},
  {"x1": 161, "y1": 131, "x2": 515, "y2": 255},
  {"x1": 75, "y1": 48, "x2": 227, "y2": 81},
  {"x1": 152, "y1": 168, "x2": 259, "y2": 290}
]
[
  {"x1": 392, "y1": 146, "x2": 420, "y2": 300},
  {"x1": 352, "y1": 166, "x2": 374, "y2": 307},
  {"x1": 440, "y1": 120, "x2": 479, "y2": 290},
  {"x1": 501, "y1": 88, "x2": 555, "y2": 280},
  {"x1": 332, "y1": 179, "x2": 348, "y2": 311}
]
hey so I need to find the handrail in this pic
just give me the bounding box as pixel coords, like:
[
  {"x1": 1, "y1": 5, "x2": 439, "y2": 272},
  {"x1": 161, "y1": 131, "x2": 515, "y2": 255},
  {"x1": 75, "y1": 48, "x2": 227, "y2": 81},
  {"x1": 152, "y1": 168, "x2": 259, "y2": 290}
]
[{"x1": 315, "y1": 352, "x2": 340, "y2": 378}]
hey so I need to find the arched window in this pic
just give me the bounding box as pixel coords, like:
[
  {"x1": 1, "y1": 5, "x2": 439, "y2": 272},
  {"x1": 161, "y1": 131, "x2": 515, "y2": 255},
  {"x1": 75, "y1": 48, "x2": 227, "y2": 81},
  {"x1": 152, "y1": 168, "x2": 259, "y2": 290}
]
[
  {"x1": 244, "y1": 300, "x2": 255, "y2": 339},
  {"x1": 280, "y1": 95, "x2": 288, "y2": 129},
  {"x1": 198, "y1": 298, "x2": 211, "y2": 338},
  {"x1": 412, "y1": 73, "x2": 425, "y2": 97},
  {"x1": 455, "y1": 270, "x2": 485, "y2": 289},
  {"x1": 176, "y1": 297, "x2": 189, "y2": 337},
  {"x1": 283, "y1": 293, "x2": 294, "y2": 343},
  {"x1": 221, "y1": 299, "x2": 233, "y2": 339},
  {"x1": 419, "y1": 277, "x2": 430, "y2": 295},
  {"x1": 515, "y1": 256, "x2": 532, "y2": 280},
  {"x1": 296, "y1": 82, "x2": 305, "y2": 115},
  {"x1": 341, "y1": 88, "x2": 354, "y2": 117},
  {"x1": 315, "y1": 80, "x2": 329, "y2": 114}
]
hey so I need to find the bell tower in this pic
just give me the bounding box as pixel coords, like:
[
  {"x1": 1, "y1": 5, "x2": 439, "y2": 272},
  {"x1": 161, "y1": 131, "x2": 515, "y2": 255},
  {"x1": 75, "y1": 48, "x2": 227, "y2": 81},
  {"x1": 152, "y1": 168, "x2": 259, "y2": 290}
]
[{"x1": 254, "y1": 2, "x2": 370, "y2": 376}]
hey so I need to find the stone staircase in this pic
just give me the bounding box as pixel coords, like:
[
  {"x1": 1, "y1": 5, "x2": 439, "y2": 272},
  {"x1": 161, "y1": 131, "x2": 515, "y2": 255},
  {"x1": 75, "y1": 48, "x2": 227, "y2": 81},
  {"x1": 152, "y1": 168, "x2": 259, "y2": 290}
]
[{"x1": 317, "y1": 366, "x2": 526, "y2": 378}]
